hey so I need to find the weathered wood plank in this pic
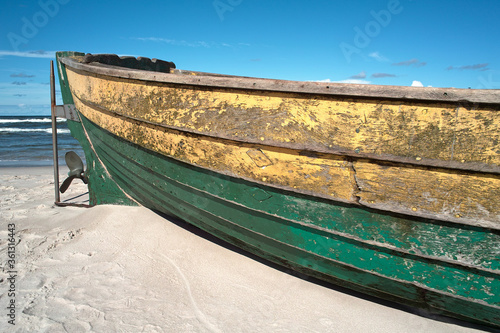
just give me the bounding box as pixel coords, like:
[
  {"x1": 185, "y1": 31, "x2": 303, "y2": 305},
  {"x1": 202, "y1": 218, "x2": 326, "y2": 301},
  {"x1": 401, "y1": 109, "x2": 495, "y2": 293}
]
[{"x1": 354, "y1": 161, "x2": 500, "y2": 229}]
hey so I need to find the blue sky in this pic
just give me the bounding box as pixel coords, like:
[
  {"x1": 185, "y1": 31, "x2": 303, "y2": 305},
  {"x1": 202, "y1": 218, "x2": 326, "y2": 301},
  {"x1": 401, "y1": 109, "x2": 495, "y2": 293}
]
[{"x1": 1, "y1": 0, "x2": 499, "y2": 115}]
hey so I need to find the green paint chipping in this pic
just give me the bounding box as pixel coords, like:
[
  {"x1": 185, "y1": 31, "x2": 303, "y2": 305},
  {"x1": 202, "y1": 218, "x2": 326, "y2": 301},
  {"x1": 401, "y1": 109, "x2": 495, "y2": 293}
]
[{"x1": 56, "y1": 51, "x2": 84, "y2": 105}]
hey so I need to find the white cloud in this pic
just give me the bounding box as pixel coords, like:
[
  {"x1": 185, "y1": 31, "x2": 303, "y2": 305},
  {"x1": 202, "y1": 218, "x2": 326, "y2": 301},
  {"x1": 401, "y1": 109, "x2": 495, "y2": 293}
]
[
  {"x1": 132, "y1": 37, "x2": 244, "y2": 49},
  {"x1": 335, "y1": 79, "x2": 371, "y2": 84},
  {"x1": 0, "y1": 50, "x2": 56, "y2": 58},
  {"x1": 369, "y1": 52, "x2": 389, "y2": 62},
  {"x1": 411, "y1": 80, "x2": 424, "y2": 87},
  {"x1": 133, "y1": 37, "x2": 212, "y2": 47}
]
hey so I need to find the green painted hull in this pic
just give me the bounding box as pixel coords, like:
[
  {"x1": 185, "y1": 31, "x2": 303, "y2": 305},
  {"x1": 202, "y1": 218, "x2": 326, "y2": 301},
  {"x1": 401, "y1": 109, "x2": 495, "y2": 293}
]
[{"x1": 56, "y1": 52, "x2": 500, "y2": 329}]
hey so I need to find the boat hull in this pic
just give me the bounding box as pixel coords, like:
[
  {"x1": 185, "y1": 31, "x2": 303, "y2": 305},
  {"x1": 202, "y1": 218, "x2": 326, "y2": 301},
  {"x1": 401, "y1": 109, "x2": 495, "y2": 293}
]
[{"x1": 56, "y1": 52, "x2": 500, "y2": 328}]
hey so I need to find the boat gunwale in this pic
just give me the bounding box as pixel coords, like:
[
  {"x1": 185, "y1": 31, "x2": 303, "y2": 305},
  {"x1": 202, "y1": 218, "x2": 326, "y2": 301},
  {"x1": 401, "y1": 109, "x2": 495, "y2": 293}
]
[{"x1": 59, "y1": 56, "x2": 500, "y2": 105}]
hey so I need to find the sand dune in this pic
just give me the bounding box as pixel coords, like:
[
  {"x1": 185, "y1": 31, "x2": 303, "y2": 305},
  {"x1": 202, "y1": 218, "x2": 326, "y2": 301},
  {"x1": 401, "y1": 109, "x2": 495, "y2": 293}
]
[{"x1": 0, "y1": 167, "x2": 486, "y2": 332}]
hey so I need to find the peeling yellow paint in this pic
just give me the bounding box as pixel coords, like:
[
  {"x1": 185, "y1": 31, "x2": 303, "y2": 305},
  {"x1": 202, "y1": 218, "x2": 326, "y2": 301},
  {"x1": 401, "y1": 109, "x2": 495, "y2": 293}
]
[
  {"x1": 65, "y1": 68, "x2": 500, "y2": 227},
  {"x1": 72, "y1": 97, "x2": 358, "y2": 202},
  {"x1": 354, "y1": 160, "x2": 500, "y2": 225}
]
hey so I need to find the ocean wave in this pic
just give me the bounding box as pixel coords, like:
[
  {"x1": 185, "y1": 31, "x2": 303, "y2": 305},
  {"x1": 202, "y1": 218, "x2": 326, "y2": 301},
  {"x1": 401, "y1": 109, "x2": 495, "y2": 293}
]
[
  {"x1": 0, "y1": 128, "x2": 71, "y2": 134},
  {"x1": 0, "y1": 118, "x2": 66, "y2": 124}
]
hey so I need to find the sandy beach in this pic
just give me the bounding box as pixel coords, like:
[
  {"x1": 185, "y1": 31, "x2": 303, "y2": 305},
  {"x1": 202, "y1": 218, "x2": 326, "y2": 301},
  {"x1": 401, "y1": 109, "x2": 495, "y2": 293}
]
[{"x1": 0, "y1": 166, "x2": 489, "y2": 332}]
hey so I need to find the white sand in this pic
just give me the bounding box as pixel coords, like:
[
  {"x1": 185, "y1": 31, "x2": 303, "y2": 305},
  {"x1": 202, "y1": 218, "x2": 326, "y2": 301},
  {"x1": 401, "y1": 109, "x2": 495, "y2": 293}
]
[{"x1": 0, "y1": 167, "x2": 488, "y2": 332}]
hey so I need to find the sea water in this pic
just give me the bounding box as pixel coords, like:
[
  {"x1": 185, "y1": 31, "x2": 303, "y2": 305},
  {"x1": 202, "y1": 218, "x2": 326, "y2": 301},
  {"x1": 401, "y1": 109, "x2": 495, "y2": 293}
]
[{"x1": 0, "y1": 116, "x2": 85, "y2": 167}]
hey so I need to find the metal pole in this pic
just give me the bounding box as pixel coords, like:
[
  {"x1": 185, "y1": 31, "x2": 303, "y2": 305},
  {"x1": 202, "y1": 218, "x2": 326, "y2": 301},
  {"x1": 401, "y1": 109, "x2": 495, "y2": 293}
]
[{"x1": 50, "y1": 60, "x2": 60, "y2": 203}]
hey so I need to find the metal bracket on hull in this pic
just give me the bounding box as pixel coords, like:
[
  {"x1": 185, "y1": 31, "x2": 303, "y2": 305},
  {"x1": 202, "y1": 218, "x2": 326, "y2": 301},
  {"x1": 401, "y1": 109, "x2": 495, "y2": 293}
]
[
  {"x1": 50, "y1": 60, "x2": 91, "y2": 208},
  {"x1": 54, "y1": 104, "x2": 80, "y2": 122}
]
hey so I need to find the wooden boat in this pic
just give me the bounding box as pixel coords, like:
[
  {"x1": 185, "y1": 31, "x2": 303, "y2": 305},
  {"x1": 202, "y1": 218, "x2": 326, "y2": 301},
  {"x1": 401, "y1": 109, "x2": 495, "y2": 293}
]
[{"x1": 55, "y1": 51, "x2": 500, "y2": 328}]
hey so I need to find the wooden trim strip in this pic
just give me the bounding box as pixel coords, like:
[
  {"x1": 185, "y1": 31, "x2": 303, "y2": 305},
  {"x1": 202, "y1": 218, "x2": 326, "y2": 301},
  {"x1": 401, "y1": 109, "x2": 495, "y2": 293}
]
[{"x1": 60, "y1": 56, "x2": 500, "y2": 105}]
